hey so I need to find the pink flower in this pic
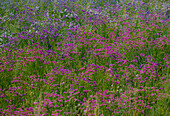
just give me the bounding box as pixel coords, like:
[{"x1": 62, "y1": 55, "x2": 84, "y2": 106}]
[
  {"x1": 140, "y1": 69, "x2": 146, "y2": 74},
  {"x1": 79, "y1": 66, "x2": 85, "y2": 71}
]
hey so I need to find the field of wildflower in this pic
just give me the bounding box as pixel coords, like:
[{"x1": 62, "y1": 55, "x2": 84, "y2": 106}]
[{"x1": 0, "y1": 0, "x2": 170, "y2": 115}]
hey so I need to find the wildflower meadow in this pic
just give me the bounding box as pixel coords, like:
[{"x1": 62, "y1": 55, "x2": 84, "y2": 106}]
[{"x1": 0, "y1": 0, "x2": 170, "y2": 115}]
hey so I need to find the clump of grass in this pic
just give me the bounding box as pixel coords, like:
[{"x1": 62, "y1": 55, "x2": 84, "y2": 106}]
[{"x1": 0, "y1": 0, "x2": 170, "y2": 115}]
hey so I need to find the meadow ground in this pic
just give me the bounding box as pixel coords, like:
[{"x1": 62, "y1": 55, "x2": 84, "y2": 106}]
[{"x1": 0, "y1": 0, "x2": 170, "y2": 115}]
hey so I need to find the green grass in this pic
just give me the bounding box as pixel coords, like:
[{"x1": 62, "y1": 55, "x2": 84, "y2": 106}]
[{"x1": 0, "y1": 0, "x2": 170, "y2": 115}]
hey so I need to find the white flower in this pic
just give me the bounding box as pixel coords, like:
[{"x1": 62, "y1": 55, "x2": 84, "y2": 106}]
[{"x1": 64, "y1": 9, "x2": 67, "y2": 12}]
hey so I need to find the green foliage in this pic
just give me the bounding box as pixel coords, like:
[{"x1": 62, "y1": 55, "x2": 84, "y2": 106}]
[{"x1": 0, "y1": 0, "x2": 170, "y2": 115}]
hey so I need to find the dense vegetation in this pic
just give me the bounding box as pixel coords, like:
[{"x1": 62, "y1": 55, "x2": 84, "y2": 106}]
[{"x1": 0, "y1": 0, "x2": 170, "y2": 115}]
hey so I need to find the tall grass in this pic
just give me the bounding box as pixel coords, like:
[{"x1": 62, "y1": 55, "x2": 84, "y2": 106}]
[{"x1": 0, "y1": 0, "x2": 170, "y2": 115}]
